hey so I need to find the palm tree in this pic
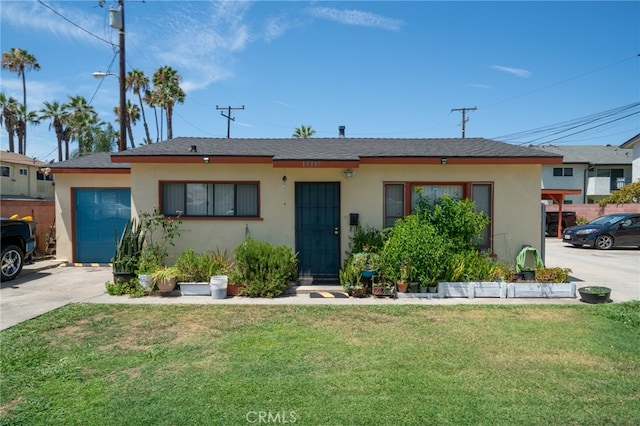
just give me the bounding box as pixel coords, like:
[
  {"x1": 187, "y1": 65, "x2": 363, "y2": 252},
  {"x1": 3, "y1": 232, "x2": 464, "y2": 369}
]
[
  {"x1": 126, "y1": 69, "x2": 152, "y2": 144},
  {"x1": 0, "y1": 93, "x2": 20, "y2": 152},
  {"x1": 15, "y1": 105, "x2": 39, "y2": 155},
  {"x1": 115, "y1": 99, "x2": 140, "y2": 148},
  {"x1": 39, "y1": 101, "x2": 68, "y2": 162},
  {"x1": 150, "y1": 66, "x2": 186, "y2": 140},
  {"x1": 292, "y1": 125, "x2": 316, "y2": 139},
  {"x1": 65, "y1": 95, "x2": 100, "y2": 157},
  {"x1": 2, "y1": 48, "x2": 41, "y2": 155}
]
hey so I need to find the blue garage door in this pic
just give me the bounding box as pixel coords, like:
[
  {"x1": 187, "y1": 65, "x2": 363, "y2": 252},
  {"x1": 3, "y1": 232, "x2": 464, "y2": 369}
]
[{"x1": 75, "y1": 188, "x2": 131, "y2": 263}]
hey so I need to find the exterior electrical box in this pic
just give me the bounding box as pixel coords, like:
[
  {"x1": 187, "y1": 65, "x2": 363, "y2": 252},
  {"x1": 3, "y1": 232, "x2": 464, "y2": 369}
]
[{"x1": 109, "y1": 7, "x2": 122, "y2": 30}]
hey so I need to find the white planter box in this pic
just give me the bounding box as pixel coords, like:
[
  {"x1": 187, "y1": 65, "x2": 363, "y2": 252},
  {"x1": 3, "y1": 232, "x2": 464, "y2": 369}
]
[
  {"x1": 178, "y1": 282, "x2": 211, "y2": 296},
  {"x1": 438, "y1": 282, "x2": 506, "y2": 299},
  {"x1": 507, "y1": 283, "x2": 576, "y2": 298}
]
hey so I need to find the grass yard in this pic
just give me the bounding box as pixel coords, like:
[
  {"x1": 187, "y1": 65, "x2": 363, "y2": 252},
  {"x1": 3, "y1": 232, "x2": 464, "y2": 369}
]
[{"x1": 1, "y1": 302, "x2": 639, "y2": 425}]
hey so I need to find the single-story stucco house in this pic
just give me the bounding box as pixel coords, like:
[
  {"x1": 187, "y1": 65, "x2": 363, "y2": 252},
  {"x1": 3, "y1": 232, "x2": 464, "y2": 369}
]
[{"x1": 49, "y1": 136, "x2": 562, "y2": 280}]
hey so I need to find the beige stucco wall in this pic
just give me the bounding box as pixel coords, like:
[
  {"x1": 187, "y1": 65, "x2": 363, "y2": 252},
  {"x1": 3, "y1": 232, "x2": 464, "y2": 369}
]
[
  {"x1": 129, "y1": 162, "x2": 542, "y2": 265},
  {"x1": 54, "y1": 173, "x2": 131, "y2": 262}
]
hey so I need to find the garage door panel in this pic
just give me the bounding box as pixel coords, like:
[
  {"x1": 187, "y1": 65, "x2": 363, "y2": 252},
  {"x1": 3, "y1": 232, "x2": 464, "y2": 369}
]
[{"x1": 75, "y1": 189, "x2": 131, "y2": 263}]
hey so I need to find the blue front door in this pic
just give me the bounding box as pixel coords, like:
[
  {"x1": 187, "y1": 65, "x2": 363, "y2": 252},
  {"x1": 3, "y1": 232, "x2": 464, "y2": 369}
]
[
  {"x1": 295, "y1": 182, "x2": 341, "y2": 280},
  {"x1": 74, "y1": 188, "x2": 131, "y2": 263}
]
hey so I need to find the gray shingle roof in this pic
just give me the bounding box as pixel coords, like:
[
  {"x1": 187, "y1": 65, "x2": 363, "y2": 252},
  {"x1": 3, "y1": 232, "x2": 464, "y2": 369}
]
[
  {"x1": 536, "y1": 145, "x2": 632, "y2": 165},
  {"x1": 48, "y1": 152, "x2": 130, "y2": 170},
  {"x1": 111, "y1": 137, "x2": 560, "y2": 161}
]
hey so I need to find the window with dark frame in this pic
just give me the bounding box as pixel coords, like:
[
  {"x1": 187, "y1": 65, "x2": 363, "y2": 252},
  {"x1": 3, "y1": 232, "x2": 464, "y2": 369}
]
[
  {"x1": 383, "y1": 182, "x2": 493, "y2": 250},
  {"x1": 1, "y1": 166, "x2": 10, "y2": 177},
  {"x1": 161, "y1": 181, "x2": 259, "y2": 218},
  {"x1": 553, "y1": 167, "x2": 573, "y2": 177}
]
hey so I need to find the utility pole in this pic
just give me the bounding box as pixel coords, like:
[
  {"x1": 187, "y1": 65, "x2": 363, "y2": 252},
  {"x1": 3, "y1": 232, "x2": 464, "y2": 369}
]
[
  {"x1": 451, "y1": 106, "x2": 477, "y2": 139},
  {"x1": 107, "y1": 0, "x2": 127, "y2": 151},
  {"x1": 216, "y1": 105, "x2": 245, "y2": 138}
]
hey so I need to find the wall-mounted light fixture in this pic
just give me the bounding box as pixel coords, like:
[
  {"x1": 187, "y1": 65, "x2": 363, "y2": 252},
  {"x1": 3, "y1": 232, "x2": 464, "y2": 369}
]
[
  {"x1": 343, "y1": 169, "x2": 356, "y2": 179},
  {"x1": 441, "y1": 157, "x2": 448, "y2": 165},
  {"x1": 203, "y1": 157, "x2": 210, "y2": 163}
]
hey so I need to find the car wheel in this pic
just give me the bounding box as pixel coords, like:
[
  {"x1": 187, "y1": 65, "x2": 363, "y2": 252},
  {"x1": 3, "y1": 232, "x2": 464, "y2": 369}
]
[
  {"x1": 594, "y1": 235, "x2": 614, "y2": 250},
  {"x1": 1, "y1": 244, "x2": 25, "y2": 282}
]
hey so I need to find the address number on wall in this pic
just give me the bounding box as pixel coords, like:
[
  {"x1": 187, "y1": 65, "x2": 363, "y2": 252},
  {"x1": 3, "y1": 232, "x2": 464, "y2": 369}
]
[{"x1": 302, "y1": 161, "x2": 322, "y2": 168}]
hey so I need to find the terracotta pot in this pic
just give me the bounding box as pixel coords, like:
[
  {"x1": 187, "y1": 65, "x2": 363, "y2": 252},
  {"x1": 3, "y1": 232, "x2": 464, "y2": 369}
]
[
  {"x1": 227, "y1": 283, "x2": 245, "y2": 296},
  {"x1": 157, "y1": 277, "x2": 177, "y2": 293},
  {"x1": 396, "y1": 281, "x2": 408, "y2": 293}
]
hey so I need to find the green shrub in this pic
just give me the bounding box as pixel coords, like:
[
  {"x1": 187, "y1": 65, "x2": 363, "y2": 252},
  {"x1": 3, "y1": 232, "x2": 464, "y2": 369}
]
[
  {"x1": 105, "y1": 278, "x2": 145, "y2": 298},
  {"x1": 233, "y1": 238, "x2": 298, "y2": 298},
  {"x1": 379, "y1": 214, "x2": 450, "y2": 285},
  {"x1": 347, "y1": 225, "x2": 384, "y2": 255},
  {"x1": 415, "y1": 194, "x2": 490, "y2": 252}
]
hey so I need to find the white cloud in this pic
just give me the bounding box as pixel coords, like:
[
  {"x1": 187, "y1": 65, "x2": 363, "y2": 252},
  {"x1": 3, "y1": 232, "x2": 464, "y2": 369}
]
[
  {"x1": 309, "y1": 7, "x2": 403, "y2": 31},
  {"x1": 490, "y1": 65, "x2": 532, "y2": 78}
]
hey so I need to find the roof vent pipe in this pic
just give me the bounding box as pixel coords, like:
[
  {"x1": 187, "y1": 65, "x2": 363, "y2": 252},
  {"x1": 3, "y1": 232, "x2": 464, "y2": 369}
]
[
  {"x1": 339, "y1": 125, "x2": 345, "y2": 138},
  {"x1": 189, "y1": 145, "x2": 197, "y2": 152}
]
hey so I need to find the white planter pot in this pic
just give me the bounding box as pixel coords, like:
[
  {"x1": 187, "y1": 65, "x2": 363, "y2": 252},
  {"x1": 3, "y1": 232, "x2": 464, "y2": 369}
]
[
  {"x1": 210, "y1": 275, "x2": 228, "y2": 299},
  {"x1": 178, "y1": 282, "x2": 211, "y2": 296},
  {"x1": 138, "y1": 274, "x2": 153, "y2": 291}
]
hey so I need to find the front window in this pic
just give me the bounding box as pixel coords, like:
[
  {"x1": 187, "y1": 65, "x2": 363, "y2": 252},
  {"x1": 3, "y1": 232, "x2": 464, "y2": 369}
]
[
  {"x1": 161, "y1": 181, "x2": 259, "y2": 217},
  {"x1": 383, "y1": 182, "x2": 492, "y2": 250},
  {"x1": 1, "y1": 166, "x2": 10, "y2": 177}
]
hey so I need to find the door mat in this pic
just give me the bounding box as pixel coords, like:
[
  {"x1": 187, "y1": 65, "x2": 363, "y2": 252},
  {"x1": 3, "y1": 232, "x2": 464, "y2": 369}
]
[{"x1": 309, "y1": 291, "x2": 348, "y2": 298}]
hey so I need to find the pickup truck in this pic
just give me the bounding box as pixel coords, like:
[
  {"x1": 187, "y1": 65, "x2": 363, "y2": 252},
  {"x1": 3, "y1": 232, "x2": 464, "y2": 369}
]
[
  {"x1": 1, "y1": 218, "x2": 36, "y2": 281},
  {"x1": 545, "y1": 211, "x2": 577, "y2": 236}
]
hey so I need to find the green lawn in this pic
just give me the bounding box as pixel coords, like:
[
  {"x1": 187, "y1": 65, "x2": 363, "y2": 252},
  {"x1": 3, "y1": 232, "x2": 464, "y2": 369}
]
[{"x1": 1, "y1": 303, "x2": 639, "y2": 425}]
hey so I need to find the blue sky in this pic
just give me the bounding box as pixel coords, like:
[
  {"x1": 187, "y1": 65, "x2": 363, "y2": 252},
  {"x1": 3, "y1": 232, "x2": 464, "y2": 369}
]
[{"x1": 1, "y1": 1, "x2": 638, "y2": 162}]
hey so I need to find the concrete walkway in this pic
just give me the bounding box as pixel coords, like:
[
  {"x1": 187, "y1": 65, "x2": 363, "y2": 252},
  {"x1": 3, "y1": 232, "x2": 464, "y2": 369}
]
[{"x1": 1, "y1": 238, "x2": 638, "y2": 330}]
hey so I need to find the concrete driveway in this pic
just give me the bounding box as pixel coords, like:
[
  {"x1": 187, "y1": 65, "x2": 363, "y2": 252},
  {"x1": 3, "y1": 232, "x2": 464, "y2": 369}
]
[{"x1": 1, "y1": 238, "x2": 638, "y2": 330}]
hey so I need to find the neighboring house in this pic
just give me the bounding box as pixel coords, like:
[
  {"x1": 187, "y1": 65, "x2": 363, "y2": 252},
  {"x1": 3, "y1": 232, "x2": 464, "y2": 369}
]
[
  {"x1": 620, "y1": 133, "x2": 640, "y2": 183},
  {"x1": 49, "y1": 137, "x2": 561, "y2": 279},
  {"x1": 538, "y1": 145, "x2": 633, "y2": 204},
  {"x1": 0, "y1": 151, "x2": 54, "y2": 201},
  {"x1": 1, "y1": 152, "x2": 56, "y2": 255}
]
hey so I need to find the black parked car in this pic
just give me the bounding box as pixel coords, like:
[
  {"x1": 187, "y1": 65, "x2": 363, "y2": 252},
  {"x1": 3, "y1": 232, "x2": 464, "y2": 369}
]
[{"x1": 562, "y1": 213, "x2": 640, "y2": 250}]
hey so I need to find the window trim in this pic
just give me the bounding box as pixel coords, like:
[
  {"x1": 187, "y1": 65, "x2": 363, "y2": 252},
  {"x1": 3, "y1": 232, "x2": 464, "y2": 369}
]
[
  {"x1": 159, "y1": 180, "x2": 261, "y2": 219},
  {"x1": 383, "y1": 181, "x2": 493, "y2": 251}
]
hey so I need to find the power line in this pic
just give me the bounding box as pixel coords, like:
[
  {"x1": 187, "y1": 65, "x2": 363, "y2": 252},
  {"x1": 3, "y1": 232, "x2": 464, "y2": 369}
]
[{"x1": 37, "y1": 0, "x2": 116, "y2": 48}]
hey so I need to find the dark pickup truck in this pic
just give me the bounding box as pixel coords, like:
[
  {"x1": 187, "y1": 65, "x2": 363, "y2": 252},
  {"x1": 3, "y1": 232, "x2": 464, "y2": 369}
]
[
  {"x1": 545, "y1": 211, "x2": 577, "y2": 236},
  {"x1": 1, "y1": 218, "x2": 36, "y2": 281}
]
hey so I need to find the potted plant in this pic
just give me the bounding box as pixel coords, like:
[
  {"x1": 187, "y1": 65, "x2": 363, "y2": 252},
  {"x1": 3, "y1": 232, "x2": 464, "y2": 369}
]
[
  {"x1": 396, "y1": 262, "x2": 411, "y2": 293},
  {"x1": 339, "y1": 257, "x2": 366, "y2": 297},
  {"x1": 578, "y1": 286, "x2": 611, "y2": 304},
  {"x1": 175, "y1": 249, "x2": 214, "y2": 296},
  {"x1": 136, "y1": 247, "x2": 161, "y2": 291},
  {"x1": 226, "y1": 267, "x2": 245, "y2": 296},
  {"x1": 112, "y1": 218, "x2": 143, "y2": 284},
  {"x1": 151, "y1": 266, "x2": 180, "y2": 294}
]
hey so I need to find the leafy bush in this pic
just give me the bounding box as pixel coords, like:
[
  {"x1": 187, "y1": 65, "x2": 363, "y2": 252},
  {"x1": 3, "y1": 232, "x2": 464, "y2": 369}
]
[
  {"x1": 347, "y1": 225, "x2": 384, "y2": 255},
  {"x1": 105, "y1": 278, "x2": 145, "y2": 298},
  {"x1": 379, "y1": 214, "x2": 450, "y2": 285},
  {"x1": 175, "y1": 249, "x2": 234, "y2": 282},
  {"x1": 415, "y1": 194, "x2": 490, "y2": 252},
  {"x1": 233, "y1": 238, "x2": 298, "y2": 298},
  {"x1": 442, "y1": 250, "x2": 501, "y2": 282}
]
